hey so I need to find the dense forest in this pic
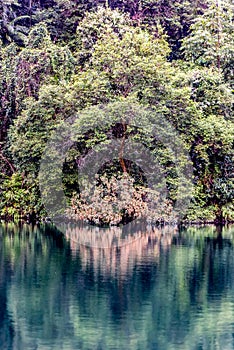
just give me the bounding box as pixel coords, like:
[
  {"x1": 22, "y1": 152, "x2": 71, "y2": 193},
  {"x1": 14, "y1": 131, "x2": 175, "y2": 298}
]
[{"x1": 0, "y1": 0, "x2": 233, "y2": 224}]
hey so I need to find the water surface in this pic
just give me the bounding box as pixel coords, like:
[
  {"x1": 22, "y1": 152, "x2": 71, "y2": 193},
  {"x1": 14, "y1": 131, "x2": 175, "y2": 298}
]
[{"x1": 0, "y1": 222, "x2": 234, "y2": 350}]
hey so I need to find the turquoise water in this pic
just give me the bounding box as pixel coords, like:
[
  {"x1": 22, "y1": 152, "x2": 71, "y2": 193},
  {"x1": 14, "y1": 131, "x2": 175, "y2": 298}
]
[{"x1": 0, "y1": 223, "x2": 234, "y2": 350}]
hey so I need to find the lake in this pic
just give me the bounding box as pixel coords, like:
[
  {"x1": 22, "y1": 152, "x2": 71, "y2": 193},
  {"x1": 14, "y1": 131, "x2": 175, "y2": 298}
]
[{"x1": 0, "y1": 222, "x2": 234, "y2": 350}]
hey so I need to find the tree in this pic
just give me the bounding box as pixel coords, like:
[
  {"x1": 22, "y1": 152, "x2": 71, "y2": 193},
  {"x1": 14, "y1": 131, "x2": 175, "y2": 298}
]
[
  {"x1": 182, "y1": 0, "x2": 234, "y2": 86},
  {"x1": 75, "y1": 7, "x2": 133, "y2": 65},
  {"x1": 189, "y1": 115, "x2": 234, "y2": 221},
  {"x1": 0, "y1": 24, "x2": 75, "y2": 175}
]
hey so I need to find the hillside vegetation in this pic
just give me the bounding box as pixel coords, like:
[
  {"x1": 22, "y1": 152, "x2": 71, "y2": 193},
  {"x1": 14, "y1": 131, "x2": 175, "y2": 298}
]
[{"x1": 0, "y1": 0, "x2": 233, "y2": 224}]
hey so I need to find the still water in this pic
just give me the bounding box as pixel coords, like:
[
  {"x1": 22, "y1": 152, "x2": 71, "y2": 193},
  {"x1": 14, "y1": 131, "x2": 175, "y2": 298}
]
[{"x1": 0, "y1": 222, "x2": 234, "y2": 350}]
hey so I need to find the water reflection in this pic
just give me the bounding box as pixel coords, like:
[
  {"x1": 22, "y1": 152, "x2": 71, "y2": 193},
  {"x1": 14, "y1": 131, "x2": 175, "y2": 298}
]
[
  {"x1": 65, "y1": 222, "x2": 177, "y2": 278},
  {"x1": 0, "y1": 227, "x2": 14, "y2": 350},
  {"x1": 0, "y1": 222, "x2": 233, "y2": 350}
]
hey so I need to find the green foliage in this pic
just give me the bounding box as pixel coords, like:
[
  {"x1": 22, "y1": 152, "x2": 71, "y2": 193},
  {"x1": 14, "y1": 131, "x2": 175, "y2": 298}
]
[
  {"x1": 76, "y1": 7, "x2": 133, "y2": 64},
  {"x1": 105, "y1": 0, "x2": 209, "y2": 58},
  {"x1": 0, "y1": 172, "x2": 44, "y2": 219},
  {"x1": 189, "y1": 115, "x2": 234, "y2": 221},
  {"x1": 14, "y1": 24, "x2": 75, "y2": 102},
  {"x1": 184, "y1": 67, "x2": 233, "y2": 119},
  {"x1": 0, "y1": 4, "x2": 233, "y2": 223},
  {"x1": 9, "y1": 84, "x2": 73, "y2": 173},
  {"x1": 182, "y1": 0, "x2": 234, "y2": 86},
  {"x1": 90, "y1": 26, "x2": 171, "y2": 99}
]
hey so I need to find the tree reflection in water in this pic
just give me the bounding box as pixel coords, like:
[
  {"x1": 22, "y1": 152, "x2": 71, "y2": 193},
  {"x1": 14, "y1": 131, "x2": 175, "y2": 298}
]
[
  {"x1": 64, "y1": 222, "x2": 178, "y2": 278},
  {"x1": 0, "y1": 222, "x2": 233, "y2": 350}
]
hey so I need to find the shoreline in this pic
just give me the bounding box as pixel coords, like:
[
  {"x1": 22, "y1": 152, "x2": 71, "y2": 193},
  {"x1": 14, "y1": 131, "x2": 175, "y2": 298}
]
[{"x1": 1, "y1": 216, "x2": 234, "y2": 227}]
